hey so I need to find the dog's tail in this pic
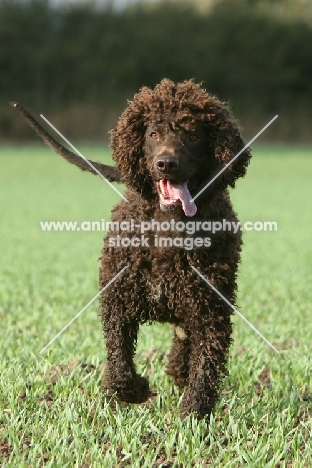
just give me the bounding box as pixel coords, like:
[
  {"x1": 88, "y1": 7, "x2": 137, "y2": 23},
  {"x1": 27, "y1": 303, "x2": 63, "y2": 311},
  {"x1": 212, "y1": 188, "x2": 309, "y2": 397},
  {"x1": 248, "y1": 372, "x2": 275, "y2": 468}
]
[{"x1": 10, "y1": 102, "x2": 122, "y2": 183}]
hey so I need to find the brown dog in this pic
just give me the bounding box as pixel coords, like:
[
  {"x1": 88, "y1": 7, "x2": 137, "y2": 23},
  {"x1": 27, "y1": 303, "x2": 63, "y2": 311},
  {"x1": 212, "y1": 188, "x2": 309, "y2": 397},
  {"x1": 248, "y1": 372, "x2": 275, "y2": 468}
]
[{"x1": 12, "y1": 79, "x2": 251, "y2": 418}]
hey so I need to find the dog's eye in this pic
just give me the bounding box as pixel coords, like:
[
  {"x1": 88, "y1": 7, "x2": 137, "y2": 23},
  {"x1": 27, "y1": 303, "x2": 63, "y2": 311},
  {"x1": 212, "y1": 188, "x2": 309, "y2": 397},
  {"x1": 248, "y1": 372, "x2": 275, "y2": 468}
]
[
  {"x1": 149, "y1": 131, "x2": 159, "y2": 140},
  {"x1": 189, "y1": 133, "x2": 199, "y2": 142}
]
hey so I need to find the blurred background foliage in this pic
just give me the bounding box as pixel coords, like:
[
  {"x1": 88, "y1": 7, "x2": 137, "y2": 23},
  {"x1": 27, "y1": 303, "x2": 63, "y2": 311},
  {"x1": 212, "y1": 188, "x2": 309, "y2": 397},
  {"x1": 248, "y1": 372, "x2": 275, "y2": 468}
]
[{"x1": 1, "y1": 0, "x2": 312, "y2": 142}]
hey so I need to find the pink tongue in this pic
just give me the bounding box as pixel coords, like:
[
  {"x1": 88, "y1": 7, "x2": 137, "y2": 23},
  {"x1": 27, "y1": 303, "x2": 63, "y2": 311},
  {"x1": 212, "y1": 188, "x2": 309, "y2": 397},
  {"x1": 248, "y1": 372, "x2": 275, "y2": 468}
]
[{"x1": 167, "y1": 181, "x2": 197, "y2": 217}]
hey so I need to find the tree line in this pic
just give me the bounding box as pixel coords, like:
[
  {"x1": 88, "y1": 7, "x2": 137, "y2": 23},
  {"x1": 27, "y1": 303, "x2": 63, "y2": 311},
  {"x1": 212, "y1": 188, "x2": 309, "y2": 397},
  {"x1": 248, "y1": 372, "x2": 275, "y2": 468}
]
[{"x1": 1, "y1": 0, "x2": 312, "y2": 142}]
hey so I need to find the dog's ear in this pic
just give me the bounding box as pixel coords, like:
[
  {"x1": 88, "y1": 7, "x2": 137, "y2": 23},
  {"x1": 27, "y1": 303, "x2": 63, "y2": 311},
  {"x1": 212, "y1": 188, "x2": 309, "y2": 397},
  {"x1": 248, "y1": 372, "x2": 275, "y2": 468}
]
[
  {"x1": 207, "y1": 105, "x2": 251, "y2": 189},
  {"x1": 110, "y1": 89, "x2": 156, "y2": 199}
]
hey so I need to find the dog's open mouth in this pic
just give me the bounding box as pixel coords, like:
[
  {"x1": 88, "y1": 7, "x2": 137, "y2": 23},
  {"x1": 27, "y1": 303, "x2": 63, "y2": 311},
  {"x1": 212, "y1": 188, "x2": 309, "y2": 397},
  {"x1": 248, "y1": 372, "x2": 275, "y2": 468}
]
[{"x1": 156, "y1": 179, "x2": 197, "y2": 217}]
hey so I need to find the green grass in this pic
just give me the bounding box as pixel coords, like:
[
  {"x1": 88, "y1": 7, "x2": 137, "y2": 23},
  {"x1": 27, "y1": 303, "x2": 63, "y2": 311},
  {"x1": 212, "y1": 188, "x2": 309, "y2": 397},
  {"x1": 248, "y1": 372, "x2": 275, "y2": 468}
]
[{"x1": 0, "y1": 144, "x2": 311, "y2": 467}]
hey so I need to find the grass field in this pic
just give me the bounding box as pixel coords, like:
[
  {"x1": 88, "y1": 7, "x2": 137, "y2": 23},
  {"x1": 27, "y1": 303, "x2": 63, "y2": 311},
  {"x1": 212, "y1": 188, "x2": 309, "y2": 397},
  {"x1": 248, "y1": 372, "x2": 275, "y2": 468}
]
[{"x1": 0, "y1": 144, "x2": 311, "y2": 467}]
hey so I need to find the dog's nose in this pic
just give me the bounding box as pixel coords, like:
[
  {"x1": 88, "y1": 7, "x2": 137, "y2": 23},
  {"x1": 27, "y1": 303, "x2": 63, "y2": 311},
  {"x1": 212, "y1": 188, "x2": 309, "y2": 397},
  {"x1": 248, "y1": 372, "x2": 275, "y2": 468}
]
[{"x1": 155, "y1": 156, "x2": 179, "y2": 174}]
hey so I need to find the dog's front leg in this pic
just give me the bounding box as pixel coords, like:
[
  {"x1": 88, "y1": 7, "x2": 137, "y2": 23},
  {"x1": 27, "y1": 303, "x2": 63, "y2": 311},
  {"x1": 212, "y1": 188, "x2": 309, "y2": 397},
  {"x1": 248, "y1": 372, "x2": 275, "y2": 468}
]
[
  {"x1": 104, "y1": 319, "x2": 150, "y2": 404},
  {"x1": 180, "y1": 313, "x2": 232, "y2": 419}
]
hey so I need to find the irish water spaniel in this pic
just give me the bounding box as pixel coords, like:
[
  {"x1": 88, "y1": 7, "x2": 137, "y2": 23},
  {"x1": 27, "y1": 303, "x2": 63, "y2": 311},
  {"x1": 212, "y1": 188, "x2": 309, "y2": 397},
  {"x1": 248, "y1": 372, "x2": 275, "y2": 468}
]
[{"x1": 12, "y1": 79, "x2": 251, "y2": 419}]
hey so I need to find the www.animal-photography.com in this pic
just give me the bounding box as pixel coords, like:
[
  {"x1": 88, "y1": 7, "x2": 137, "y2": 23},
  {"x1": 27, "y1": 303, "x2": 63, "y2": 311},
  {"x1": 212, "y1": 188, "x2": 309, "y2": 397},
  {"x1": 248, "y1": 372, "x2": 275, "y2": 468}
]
[{"x1": 1, "y1": 0, "x2": 311, "y2": 466}]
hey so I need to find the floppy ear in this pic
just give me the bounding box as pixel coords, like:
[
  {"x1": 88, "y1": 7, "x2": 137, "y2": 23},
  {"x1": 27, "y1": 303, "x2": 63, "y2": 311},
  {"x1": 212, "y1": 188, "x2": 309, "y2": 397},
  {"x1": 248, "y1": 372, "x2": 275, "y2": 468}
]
[
  {"x1": 208, "y1": 105, "x2": 251, "y2": 189},
  {"x1": 110, "y1": 89, "x2": 156, "y2": 200}
]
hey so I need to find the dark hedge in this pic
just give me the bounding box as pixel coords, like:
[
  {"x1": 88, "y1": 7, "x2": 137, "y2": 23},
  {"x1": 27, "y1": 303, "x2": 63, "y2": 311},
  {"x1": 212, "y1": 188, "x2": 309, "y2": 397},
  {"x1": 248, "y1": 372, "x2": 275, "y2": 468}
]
[{"x1": 1, "y1": 0, "x2": 312, "y2": 141}]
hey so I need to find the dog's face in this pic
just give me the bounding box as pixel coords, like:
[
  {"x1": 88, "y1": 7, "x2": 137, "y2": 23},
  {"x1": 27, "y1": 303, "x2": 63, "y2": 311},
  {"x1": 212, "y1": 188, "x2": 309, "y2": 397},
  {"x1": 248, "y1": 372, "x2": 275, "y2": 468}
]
[
  {"x1": 144, "y1": 123, "x2": 212, "y2": 216},
  {"x1": 111, "y1": 79, "x2": 251, "y2": 214}
]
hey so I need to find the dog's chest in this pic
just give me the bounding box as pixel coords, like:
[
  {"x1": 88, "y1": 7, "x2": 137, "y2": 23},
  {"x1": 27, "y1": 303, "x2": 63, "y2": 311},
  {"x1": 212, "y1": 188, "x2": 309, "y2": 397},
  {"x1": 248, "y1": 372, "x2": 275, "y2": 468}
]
[
  {"x1": 146, "y1": 278, "x2": 166, "y2": 302},
  {"x1": 136, "y1": 248, "x2": 194, "y2": 320}
]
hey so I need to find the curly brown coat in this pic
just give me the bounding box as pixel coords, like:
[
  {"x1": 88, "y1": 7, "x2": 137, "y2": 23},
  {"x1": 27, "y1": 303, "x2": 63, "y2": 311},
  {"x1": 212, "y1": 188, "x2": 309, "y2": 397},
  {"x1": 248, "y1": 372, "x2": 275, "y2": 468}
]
[{"x1": 100, "y1": 78, "x2": 251, "y2": 418}]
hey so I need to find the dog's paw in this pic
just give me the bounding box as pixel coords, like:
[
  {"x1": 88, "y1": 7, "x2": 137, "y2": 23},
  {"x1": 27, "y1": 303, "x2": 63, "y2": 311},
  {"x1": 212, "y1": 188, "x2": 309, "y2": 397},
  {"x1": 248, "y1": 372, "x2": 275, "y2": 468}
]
[
  {"x1": 180, "y1": 391, "x2": 213, "y2": 420},
  {"x1": 108, "y1": 374, "x2": 150, "y2": 404}
]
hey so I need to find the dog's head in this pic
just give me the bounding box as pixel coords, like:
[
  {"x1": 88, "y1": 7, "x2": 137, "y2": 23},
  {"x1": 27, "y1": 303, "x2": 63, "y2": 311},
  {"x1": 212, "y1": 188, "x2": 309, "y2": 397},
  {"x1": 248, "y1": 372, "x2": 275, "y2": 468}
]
[{"x1": 111, "y1": 79, "x2": 251, "y2": 216}]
